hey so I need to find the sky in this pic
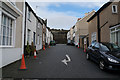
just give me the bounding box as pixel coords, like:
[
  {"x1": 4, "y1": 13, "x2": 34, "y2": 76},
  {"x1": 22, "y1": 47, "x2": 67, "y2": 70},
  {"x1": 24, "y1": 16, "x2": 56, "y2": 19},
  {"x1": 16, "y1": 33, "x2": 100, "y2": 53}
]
[{"x1": 27, "y1": 0, "x2": 109, "y2": 30}]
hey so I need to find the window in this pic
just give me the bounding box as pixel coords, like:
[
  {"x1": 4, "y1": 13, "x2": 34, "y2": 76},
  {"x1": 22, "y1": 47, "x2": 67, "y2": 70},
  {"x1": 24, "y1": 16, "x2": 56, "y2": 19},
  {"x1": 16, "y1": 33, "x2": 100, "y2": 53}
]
[
  {"x1": 28, "y1": 8, "x2": 31, "y2": 20},
  {"x1": 91, "y1": 32, "x2": 96, "y2": 42},
  {"x1": 38, "y1": 23, "x2": 40, "y2": 28},
  {"x1": 0, "y1": 14, "x2": 13, "y2": 46},
  {"x1": 111, "y1": 32, "x2": 115, "y2": 43},
  {"x1": 116, "y1": 31, "x2": 120, "y2": 47},
  {"x1": 112, "y1": 5, "x2": 117, "y2": 13},
  {"x1": 110, "y1": 26, "x2": 120, "y2": 47},
  {"x1": 27, "y1": 29, "x2": 31, "y2": 44},
  {"x1": 37, "y1": 35, "x2": 40, "y2": 44}
]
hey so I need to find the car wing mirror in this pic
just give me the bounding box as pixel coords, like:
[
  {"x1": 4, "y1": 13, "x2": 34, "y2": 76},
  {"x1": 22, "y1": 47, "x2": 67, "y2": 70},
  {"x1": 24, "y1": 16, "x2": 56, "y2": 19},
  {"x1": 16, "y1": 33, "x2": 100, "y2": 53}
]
[{"x1": 93, "y1": 46, "x2": 99, "y2": 50}]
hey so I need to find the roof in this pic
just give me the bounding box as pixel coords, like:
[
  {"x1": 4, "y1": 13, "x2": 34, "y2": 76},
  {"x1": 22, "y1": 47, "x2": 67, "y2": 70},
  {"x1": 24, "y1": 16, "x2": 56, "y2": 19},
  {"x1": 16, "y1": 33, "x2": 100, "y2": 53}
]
[{"x1": 87, "y1": 2, "x2": 112, "y2": 22}]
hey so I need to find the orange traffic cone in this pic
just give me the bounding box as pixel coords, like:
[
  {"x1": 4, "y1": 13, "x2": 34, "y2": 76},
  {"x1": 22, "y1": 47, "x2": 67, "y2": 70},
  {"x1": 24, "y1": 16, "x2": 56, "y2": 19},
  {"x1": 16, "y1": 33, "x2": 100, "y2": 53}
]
[
  {"x1": 20, "y1": 54, "x2": 27, "y2": 70},
  {"x1": 43, "y1": 45, "x2": 45, "y2": 50},
  {"x1": 34, "y1": 50, "x2": 37, "y2": 59}
]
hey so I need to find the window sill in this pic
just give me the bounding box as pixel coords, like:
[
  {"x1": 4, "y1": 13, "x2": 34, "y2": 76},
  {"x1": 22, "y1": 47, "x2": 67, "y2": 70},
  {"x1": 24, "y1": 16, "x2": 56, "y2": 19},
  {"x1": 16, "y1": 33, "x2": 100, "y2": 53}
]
[
  {"x1": 0, "y1": 46, "x2": 14, "y2": 48},
  {"x1": 112, "y1": 12, "x2": 118, "y2": 14}
]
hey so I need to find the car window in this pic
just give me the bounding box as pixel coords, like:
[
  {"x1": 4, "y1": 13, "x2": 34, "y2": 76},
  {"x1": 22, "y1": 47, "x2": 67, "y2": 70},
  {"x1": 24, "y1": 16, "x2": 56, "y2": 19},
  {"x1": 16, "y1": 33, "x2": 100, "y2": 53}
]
[
  {"x1": 100, "y1": 44, "x2": 109, "y2": 52},
  {"x1": 91, "y1": 42, "x2": 96, "y2": 47},
  {"x1": 94, "y1": 43, "x2": 99, "y2": 48}
]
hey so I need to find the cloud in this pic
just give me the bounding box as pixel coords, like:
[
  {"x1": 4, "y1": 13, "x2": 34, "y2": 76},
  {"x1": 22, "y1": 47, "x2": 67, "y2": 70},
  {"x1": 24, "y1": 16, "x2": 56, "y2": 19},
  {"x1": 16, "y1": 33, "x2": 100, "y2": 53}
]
[
  {"x1": 36, "y1": 5, "x2": 79, "y2": 29},
  {"x1": 29, "y1": 2, "x2": 81, "y2": 30},
  {"x1": 28, "y1": 2, "x2": 107, "y2": 30}
]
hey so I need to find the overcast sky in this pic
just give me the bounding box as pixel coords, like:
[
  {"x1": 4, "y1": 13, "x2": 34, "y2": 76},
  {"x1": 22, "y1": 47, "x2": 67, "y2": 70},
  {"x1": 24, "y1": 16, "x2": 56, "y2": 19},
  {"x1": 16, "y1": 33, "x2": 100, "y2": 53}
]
[{"x1": 27, "y1": 0, "x2": 109, "y2": 30}]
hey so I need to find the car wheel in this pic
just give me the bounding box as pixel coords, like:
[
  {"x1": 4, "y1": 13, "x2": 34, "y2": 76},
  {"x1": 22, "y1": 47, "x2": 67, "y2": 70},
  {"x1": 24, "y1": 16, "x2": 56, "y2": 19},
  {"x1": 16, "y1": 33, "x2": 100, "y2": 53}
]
[
  {"x1": 99, "y1": 60, "x2": 105, "y2": 70},
  {"x1": 86, "y1": 53, "x2": 90, "y2": 60}
]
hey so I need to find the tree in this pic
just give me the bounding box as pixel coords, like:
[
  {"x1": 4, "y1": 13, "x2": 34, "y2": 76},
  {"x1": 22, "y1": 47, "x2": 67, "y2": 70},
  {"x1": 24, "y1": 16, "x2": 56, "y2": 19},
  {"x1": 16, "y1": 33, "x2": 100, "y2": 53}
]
[{"x1": 25, "y1": 41, "x2": 31, "y2": 57}]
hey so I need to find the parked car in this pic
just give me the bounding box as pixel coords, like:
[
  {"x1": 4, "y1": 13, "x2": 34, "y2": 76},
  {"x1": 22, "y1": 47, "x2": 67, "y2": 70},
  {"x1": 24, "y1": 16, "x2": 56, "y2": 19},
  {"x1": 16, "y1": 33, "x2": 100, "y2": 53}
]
[
  {"x1": 67, "y1": 40, "x2": 71, "y2": 45},
  {"x1": 50, "y1": 40, "x2": 56, "y2": 46},
  {"x1": 86, "y1": 42, "x2": 120, "y2": 70}
]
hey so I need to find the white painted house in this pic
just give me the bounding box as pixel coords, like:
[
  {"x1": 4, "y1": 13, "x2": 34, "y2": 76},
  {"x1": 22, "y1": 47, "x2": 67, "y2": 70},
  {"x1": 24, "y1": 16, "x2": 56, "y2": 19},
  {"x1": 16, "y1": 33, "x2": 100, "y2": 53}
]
[
  {"x1": 25, "y1": 2, "x2": 37, "y2": 46},
  {"x1": 46, "y1": 27, "x2": 53, "y2": 45},
  {"x1": 0, "y1": 1, "x2": 25, "y2": 68},
  {"x1": 36, "y1": 17, "x2": 43, "y2": 50}
]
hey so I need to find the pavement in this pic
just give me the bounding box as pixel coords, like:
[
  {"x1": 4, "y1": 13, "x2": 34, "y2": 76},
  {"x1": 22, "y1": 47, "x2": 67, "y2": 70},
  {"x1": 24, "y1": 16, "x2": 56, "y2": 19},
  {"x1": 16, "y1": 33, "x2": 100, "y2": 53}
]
[{"x1": 2, "y1": 44, "x2": 120, "y2": 78}]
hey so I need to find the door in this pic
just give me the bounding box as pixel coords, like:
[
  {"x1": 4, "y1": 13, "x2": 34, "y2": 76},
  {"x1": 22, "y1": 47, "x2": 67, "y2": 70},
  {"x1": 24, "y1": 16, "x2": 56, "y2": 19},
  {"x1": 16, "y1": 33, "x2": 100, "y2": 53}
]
[{"x1": 33, "y1": 32, "x2": 36, "y2": 45}]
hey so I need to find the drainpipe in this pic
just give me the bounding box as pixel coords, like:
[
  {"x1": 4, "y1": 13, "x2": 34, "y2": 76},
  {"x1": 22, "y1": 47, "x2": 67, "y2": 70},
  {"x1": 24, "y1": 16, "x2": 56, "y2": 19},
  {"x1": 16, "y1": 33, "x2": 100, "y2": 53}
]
[
  {"x1": 24, "y1": 3, "x2": 27, "y2": 54},
  {"x1": 97, "y1": 13, "x2": 101, "y2": 42}
]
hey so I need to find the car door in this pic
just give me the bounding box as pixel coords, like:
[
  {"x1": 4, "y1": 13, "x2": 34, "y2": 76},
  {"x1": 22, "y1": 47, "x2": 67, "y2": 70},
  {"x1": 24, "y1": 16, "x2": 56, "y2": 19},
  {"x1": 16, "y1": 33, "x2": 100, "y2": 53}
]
[
  {"x1": 89, "y1": 42, "x2": 96, "y2": 59},
  {"x1": 92, "y1": 43, "x2": 100, "y2": 62}
]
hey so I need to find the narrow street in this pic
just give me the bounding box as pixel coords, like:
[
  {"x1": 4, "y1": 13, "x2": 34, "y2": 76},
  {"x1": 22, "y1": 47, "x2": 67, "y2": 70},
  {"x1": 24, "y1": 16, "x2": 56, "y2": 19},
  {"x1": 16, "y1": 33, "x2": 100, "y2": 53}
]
[{"x1": 2, "y1": 44, "x2": 120, "y2": 78}]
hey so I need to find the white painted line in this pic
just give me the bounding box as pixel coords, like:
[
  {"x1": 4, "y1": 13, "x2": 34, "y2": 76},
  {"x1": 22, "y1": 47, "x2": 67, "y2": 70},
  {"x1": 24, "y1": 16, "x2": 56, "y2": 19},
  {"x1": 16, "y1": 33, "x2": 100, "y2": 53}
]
[
  {"x1": 61, "y1": 59, "x2": 68, "y2": 65},
  {"x1": 61, "y1": 54, "x2": 71, "y2": 65},
  {"x1": 66, "y1": 54, "x2": 71, "y2": 62}
]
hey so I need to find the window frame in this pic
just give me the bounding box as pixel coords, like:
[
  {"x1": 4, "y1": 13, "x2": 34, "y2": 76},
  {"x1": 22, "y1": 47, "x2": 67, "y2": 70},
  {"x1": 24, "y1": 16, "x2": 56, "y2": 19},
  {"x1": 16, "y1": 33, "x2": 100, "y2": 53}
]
[
  {"x1": 0, "y1": 11, "x2": 16, "y2": 47},
  {"x1": 112, "y1": 5, "x2": 118, "y2": 13},
  {"x1": 27, "y1": 8, "x2": 31, "y2": 21}
]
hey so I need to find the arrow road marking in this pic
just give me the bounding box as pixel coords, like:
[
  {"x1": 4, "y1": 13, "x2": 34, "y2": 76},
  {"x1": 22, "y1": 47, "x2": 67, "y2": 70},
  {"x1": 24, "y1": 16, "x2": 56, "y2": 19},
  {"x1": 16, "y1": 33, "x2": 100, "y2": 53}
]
[
  {"x1": 66, "y1": 54, "x2": 71, "y2": 62},
  {"x1": 61, "y1": 54, "x2": 71, "y2": 65},
  {"x1": 62, "y1": 59, "x2": 68, "y2": 65}
]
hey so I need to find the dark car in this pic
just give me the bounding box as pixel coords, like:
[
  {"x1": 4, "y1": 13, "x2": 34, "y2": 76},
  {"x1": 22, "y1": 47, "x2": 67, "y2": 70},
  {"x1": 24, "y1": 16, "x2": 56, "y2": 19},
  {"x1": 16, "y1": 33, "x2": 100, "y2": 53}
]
[
  {"x1": 50, "y1": 40, "x2": 56, "y2": 46},
  {"x1": 86, "y1": 42, "x2": 120, "y2": 70}
]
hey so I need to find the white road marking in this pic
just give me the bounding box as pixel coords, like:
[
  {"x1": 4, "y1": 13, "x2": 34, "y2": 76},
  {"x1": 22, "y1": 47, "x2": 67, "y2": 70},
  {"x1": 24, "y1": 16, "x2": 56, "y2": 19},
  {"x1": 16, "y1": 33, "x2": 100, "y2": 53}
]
[
  {"x1": 61, "y1": 54, "x2": 71, "y2": 65},
  {"x1": 61, "y1": 59, "x2": 68, "y2": 65},
  {"x1": 66, "y1": 54, "x2": 71, "y2": 62}
]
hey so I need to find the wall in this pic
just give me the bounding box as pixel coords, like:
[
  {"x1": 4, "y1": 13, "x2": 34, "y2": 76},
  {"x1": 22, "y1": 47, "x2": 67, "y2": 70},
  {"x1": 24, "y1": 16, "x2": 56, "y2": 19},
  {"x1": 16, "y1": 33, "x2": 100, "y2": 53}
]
[
  {"x1": 51, "y1": 29, "x2": 68, "y2": 44},
  {"x1": 100, "y1": 2, "x2": 119, "y2": 43},
  {"x1": 36, "y1": 19, "x2": 42, "y2": 50},
  {"x1": 88, "y1": 16, "x2": 98, "y2": 44},
  {"x1": 0, "y1": 1, "x2": 24, "y2": 68},
  {"x1": 88, "y1": 2, "x2": 120, "y2": 45},
  {"x1": 25, "y1": 6, "x2": 36, "y2": 45},
  {"x1": 1, "y1": 48, "x2": 22, "y2": 67}
]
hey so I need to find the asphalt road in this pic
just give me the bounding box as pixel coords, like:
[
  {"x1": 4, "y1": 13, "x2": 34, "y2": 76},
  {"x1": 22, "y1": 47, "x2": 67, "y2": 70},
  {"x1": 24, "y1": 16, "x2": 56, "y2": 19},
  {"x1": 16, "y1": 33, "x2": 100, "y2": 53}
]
[{"x1": 2, "y1": 44, "x2": 120, "y2": 78}]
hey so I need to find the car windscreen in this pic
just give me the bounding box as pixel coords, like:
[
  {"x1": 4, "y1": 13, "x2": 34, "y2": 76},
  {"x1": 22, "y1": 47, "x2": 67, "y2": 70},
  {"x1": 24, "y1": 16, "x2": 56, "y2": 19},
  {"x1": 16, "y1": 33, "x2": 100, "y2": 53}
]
[{"x1": 100, "y1": 44, "x2": 109, "y2": 52}]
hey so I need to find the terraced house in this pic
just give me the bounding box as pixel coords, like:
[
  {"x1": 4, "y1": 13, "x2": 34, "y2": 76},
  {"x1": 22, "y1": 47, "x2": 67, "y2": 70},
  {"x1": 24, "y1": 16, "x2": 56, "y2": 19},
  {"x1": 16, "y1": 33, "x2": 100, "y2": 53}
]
[
  {"x1": 87, "y1": 1, "x2": 120, "y2": 47},
  {"x1": 0, "y1": 0, "x2": 24, "y2": 68},
  {"x1": 74, "y1": 10, "x2": 95, "y2": 48},
  {"x1": 0, "y1": 0, "x2": 52, "y2": 68},
  {"x1": 36, "y1": 17, "x2": 43, "y2": 51}
]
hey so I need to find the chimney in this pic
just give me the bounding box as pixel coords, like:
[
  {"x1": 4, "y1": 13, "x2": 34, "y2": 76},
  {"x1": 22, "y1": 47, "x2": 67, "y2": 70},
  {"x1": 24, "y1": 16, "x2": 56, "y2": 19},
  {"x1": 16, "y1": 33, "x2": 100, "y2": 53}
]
[
  {"x1": 85, "y1": 13, "x2": 88, "y2": 16},
  {"x1": 77, "y1": 18, "x2": 81, "y2": 21}
]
